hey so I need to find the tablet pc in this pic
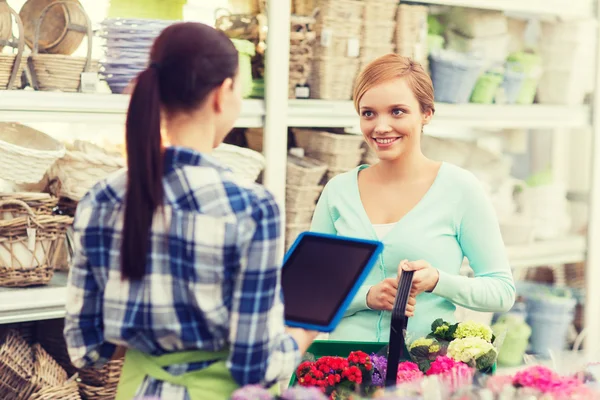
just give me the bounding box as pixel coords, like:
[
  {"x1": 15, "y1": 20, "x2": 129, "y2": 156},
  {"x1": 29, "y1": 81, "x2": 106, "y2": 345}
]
[{"x1": 282, "y1": 232, "x2": 383, "y2": 332}]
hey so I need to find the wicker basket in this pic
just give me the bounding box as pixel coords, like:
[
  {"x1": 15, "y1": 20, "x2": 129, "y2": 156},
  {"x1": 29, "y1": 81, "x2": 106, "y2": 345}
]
[
  {"x1": 364, "y1": 0, "x2": 398, "y2": 22},
  {"x1": 292, "y1": 129, "x2": 365, "y2": 154},
  {"x1": 0, "y1": 193, "x2": 58, "y2": 217},
  {"x1": 317, "y1": 0, "x2": 364, "y2": 22},
  {"x1": 0, "y1": 199, "x2": 72, "y2": 287},
  {"x1": 308, "y1": 150, "x2": 363, "y2": 170},
  {"x1": 48, "y1": 140, "x2": 125, "y2": 201},
  {"x1": 287, "y1": 155, "x2": 327, "y2": 187},
  {"x1": 0, "y1": 3, "x2": 26, "y2": 90},
  {"x1": 30, "y1": 377, "x2": 81, "y2": 400},
  {"x1": 289, "y1": 15, "x2": 316, "y2": 98},
  {"x1": 395, "y1": 4, "x2": 429, "y2": 65},
  {"x1": 0, "y1": 120, "x2": 66, "y2": 185},
  {"x1": 326, "y1": 167, "x2": 352, "y2": 182},
  {"x1": 212, "y1": 143, "x2": 266, "y2": 183},
  {"x1": 309, "y1": 57, "x2": 360, "y2": 100},
  {"x1": 19, "y1": 0, "x2": 88, "y2": 55},
  {"x1": 286, "y1": 185, "x2": 323, "y2": 209},
  {"x1": 285, "y1": 222, "x2": 311, "y2": 250},
  {"x1": 360, "y1": 43, "x2": 395, "y2": 66},
  {"x1": 292, "y1": 0, "x2": 316, "y2": 16},
  {"x1": 363, "y1": 21, "x2": 396, "y2": 44},
  {"x1": 31, "y1": 343, "x2": 68, "y2": 390},
  {"x1": 0, "y1": 330, "x2": 36, "y2": 400},
  {"x1": 78, "y1": 358, "x2": 124, "y2": 400},
  {"x1": 27, "y1": 1, "x2": 98, "y2": 92},
  {"x1": 244, "y1": 128, "x2": 263, "y2": 152},
  {"x1": 286, "y1": 207, "x2": 315, "y2": 225}
]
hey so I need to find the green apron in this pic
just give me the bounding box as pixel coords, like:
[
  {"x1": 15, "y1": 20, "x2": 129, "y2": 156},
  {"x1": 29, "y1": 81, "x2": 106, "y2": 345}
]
[{"x1": 115, "y1": 348, "x2": 280, "y2": 400}]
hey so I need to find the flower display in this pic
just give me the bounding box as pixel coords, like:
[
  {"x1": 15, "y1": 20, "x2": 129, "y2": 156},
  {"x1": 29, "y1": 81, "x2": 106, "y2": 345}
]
[
  {"x1": 396, "y1": 362, "x2": 424, "y2": 385},
  {"x1": 447, "y1": 337, "x2": 497, "y2": 371},
  {"x1": 452, "y1": 321, "x2": 494, "y2": 342}
]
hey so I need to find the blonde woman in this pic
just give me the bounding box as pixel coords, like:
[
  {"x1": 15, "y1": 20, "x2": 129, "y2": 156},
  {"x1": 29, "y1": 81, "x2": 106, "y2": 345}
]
[{"x1": 310, "y1": 55, "x2": 515, "y2": 342}]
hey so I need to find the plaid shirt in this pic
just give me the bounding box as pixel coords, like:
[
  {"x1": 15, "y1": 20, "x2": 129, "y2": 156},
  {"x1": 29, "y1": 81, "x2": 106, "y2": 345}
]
[{"x1": 64, "y1": 146, "x2": 300, "y2": 395}]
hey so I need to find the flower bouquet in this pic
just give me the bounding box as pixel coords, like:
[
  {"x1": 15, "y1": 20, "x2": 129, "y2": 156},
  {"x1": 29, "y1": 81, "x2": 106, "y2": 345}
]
[{"x1": 408, "y1": 319, "x2": 500, "y2": 374}]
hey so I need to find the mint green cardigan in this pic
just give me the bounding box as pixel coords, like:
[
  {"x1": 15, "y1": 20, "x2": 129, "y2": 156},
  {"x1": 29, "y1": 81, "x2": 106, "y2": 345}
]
[{"x1": 310, "y1": 163, "x2": 516, "y2": 342}]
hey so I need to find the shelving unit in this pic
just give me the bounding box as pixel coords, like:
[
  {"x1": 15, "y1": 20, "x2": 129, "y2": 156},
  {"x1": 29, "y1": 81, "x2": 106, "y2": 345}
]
[{"x1": 0, "y1": 0, "x2": 598, "y2": 364}]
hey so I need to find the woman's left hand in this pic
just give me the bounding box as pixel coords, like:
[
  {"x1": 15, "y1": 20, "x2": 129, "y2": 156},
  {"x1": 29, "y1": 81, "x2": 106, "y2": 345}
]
[{"x1": 400, "y1": 259, "x2": 440, "y2": 296}]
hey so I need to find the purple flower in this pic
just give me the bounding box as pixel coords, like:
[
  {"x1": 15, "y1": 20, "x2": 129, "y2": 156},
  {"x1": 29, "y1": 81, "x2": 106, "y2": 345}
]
[
  {"x1": 370, "y1": 353, "x2": 388, "y2": 387},
  {"x1": 280, "y1": 386, "x2": 328, "y2": 400},
  {"x1": 231, "y1": 385, "x2": 273, "y2": 400}
]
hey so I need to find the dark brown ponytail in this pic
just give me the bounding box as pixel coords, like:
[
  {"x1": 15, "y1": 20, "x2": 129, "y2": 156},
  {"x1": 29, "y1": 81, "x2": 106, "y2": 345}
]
[
  {"x1": 120, "y1": 23, "x2": 239, "y2": 280},
  {"x1": 122, "y1": 67, "x2": 163, "y2": 280}
]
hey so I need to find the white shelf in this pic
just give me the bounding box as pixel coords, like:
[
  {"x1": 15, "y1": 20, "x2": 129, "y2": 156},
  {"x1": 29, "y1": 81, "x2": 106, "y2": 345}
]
[
  {"x1": 507, "y1": 235, "x2": 587, "y2": 269},
  {"x1": 403, "y1": 0, "x2": 593, "y2": 18},
  {"x1": 0, "y1": 236, "x2": 586, "y2": 325},
  {"x1": 0, "y1": 272, "x2": 68, "y2": 325},
  {"x1": 0, "y1": 91, "x2": 265, "y2": 128},
  {"x1": 0, "y1": 93, "x2": 590, "y2": 131},
  {"x1": 287, "y1": 100, "x2": 591, "y2": 130}
]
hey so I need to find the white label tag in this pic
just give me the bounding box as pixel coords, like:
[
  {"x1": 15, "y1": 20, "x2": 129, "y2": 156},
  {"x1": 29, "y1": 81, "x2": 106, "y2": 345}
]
[
  {"x1": 27, "y1": 228, "x2": 36, "y2": 251},
  {"x1": 320, "y1": 28, "x2": 333, "y2": 47},
  {"x1": 80, "y1": 72, "x2": 99, "y2": 93},
  {"x1": 295, "y1": 85, "x2": 310, "y2": 99},
  {"x1": 347, "y1": 38, "x2": 360, "y2": 58}
]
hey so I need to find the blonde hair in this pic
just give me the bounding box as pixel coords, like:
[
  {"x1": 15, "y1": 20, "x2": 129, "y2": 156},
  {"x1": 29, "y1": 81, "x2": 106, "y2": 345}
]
[{"x1": 353, "y1": 54, "x2": 435, "y2": 115}]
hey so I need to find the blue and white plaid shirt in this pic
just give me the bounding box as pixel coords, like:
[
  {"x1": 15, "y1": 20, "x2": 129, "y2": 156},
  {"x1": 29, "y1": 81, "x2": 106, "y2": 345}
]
[{"x1": 64, "y1": 146, "x2": 300, "y2": 397}]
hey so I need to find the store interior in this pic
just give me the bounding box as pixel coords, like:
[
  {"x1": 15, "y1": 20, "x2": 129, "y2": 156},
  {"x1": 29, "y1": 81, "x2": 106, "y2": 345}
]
[{"x1": 0, "y1": 0, "x2": 599, "y2": 398}]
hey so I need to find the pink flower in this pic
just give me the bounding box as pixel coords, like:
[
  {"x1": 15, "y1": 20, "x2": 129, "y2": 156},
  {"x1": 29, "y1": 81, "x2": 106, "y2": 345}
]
[
  {"x1": 426, "y1": 356, "x2": 474, "y2": 393},
  {"x1": 398, "y1": 361, "x2": 420, "y2": 372},
  {"x1": 426, "y1": 356, "x2": 464, "y2": 375}
]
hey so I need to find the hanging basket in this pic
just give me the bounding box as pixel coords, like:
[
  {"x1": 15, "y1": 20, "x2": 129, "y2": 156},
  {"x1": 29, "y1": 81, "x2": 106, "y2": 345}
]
[
  {"x1": 27, "y1": 0, "x2": 98, "y2": 92},
  {"x1": 48, "y1": 140, "x2": 125, "y2": 201},
  {"x1": 0, "y1": 199, "x2": 72, "y2": 287},
  {"x1": 0, "y1": 2, "x2": 26, "y2": 90},
  {"x1": 19, "y1": 0, "x2": 87, "y2": 55}
]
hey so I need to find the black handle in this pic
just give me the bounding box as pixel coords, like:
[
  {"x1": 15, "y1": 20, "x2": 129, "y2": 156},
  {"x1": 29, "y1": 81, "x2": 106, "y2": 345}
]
[{"x1": 385, "y1": 270, "x2": 414, "y2": 387}]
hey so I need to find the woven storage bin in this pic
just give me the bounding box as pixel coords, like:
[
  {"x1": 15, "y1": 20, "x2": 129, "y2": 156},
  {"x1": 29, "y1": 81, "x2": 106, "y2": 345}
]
[
  {"x1": 395, "y1": 4, "x2": 428, "y2": 64},
  {"x1": 430, "y1": 50, "x2": 485, "y2": 104},
  {"x1": 35, "y1": 318, "x2": 77, "y2": 376},
  {"x1": 309, "y1": 57, "x2": 359, "y2": 100},
  {"x1": 0, "y1": 330, "x2": 36, "y2": 400},
  {"x1": 317, "y1": 0, "x2": 364, "y2": 22},
  {"x1": 364, "y1": 0, "x2": 398, "y2": 22},
  {"x1": 287, "y1": 155, "x2": 327, "y2": 187},
  {"x1": 212, "y1": 143, "x2": 266, "y2": 183},
  {"x1": 0, "y1": 199, "x2": 72, "y2": 287},
  {"x1": 286, "y1": 222, "x2": 310, "y2": 250},
  {"x1": 27, "y1": 1, "x2": 98, "y2": 92},
  {"x1": 31, "y1": 343, "x2": 68, "y2": 391},
  {"x1": 30, "y1": 378, "x2": 81, "y2": 400},
  {"x1": 292, "y1": 0, "x2": 316, "y2": 16},
  {"x1": 0, "y1": 3, "x2": 26, "y2": 90},
  {"x1": 48, "y1": 140, "x2": 125, "y2": 201},
  {"x1": 286, "y1": 185, "x2": 323, "y2": 210},
  {"x1": 0, "y1": 122, "x2": 65, "y2": 185},
  {"x1": 363, "y1": 21, "x2": 396, "y2": 44},
  {"x1": 470, "y1": 70, "x2": 504, "y2": 104},
  {"x1": 289, "y1": 15, "x2": 316, "y2": 98},
  {"x1": 20, "y1": 0, "x2": 87, "y2": 55},
  {"x1": 313, "y1": 22, "x2": 362, "y2": 59},
  {"x1": 244, "y1": 128, "x2": 263, "y2": 152},
  {"x1": 565, "y1": 262, "x2": 585, "y2": 289},
  {"x1": 360, "y1": 44, "x2": 395, "y2": 65},
  {"x1": 308, "y1": 150, "x2": 363, "y2": 170},
  {"x1": 326, "y1": 167, "x2": 352, "y2": 182},
  {"x1": 78, "y1": 358, "x2": 124, "y2": 400},
  {"x1": 0, "y1": 193, "x2": 58, "y2": 217},
  {"x1": 286, "y1": 207, "x2": 315, "y2": 225},
  {"x1": 293, "y1": 129, "x2": 365, "y2": 154}
]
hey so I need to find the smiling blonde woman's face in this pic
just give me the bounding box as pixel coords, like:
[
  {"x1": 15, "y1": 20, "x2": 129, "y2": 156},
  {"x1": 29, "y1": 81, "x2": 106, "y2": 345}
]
[{"x1": 359, "y1": 77, "x2": 432, "y2": 162}]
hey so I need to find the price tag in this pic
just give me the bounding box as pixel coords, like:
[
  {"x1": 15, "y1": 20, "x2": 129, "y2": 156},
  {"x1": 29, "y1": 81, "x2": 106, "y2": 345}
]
[
  {"x1": 27, "y1": 228, "x2": 36, "y2": 251},
  {"x1": 80, "y1": 72, "x2": 99, "y2": 93},
  {"x1": 320, "y1": 28, "x2": 333, "y2": 47},
  {"x1": 347, "y1": 38, "x2": 360, "y2": 58},
  {"x1": 295, "y1": 85, "x2": 310, "y2": 99}
]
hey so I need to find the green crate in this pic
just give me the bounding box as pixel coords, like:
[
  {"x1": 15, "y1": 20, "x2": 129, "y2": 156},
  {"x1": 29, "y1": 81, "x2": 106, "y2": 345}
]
[{"x1": 288, "y1": 340, "x2": 409, "y2": 386}]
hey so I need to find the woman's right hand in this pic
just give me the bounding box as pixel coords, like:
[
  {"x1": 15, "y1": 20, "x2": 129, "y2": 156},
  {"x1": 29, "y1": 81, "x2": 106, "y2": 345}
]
[{"x1": 366, "y1": 278, "x2": 417, "y2": 317}]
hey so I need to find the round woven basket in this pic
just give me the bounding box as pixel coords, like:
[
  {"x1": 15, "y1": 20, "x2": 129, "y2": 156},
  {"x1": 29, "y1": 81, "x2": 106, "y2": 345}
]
[
  {"x1": 19, "y1": 0, "x2": 87, "y2": 55},
  {"x1": 287, "y1": 155, "x2": 327, "y2": 187},
  {"x1": 0, "y1": 2, "x2": 26, "y2": 90},
  {"x1": 48, "y1": 140, "x2": 125, "y2": 201},
  {"x1": 0, "y1": 122, "x2": 66, "y2": 185},
  {"x1": 0, "y1": 330, "x2": 36, "y2": 399},
  {"x1": 78, "y1": 358, "x2": 124, "y2": 400},
  {"x1": 211, "y1": 143, "x2": 266, "y2": 183},
  {"x1": 27, "y1": 0, "x2": 97, "y2": 92},
  {"x1": 0, "y1": 193, "x2": 58, "y2": 217},
  {"x1": 0, "y1": 199, "x2": 72, "y2": 287}
]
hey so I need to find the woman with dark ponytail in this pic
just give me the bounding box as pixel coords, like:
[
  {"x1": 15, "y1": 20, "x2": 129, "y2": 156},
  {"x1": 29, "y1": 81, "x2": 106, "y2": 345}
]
[{"x1": 64, "y1": 23, "x2": 317, "y2": 399}]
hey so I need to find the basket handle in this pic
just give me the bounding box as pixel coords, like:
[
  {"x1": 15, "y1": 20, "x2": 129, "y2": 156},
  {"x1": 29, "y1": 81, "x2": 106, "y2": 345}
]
[
  {"x1": 385, "y1": 270, "x2": 414, "y2": 387},
  {"x1": 4, "y1": 4, "x2": 25, "y2": 90},
  {"x1": 32, "y1": 0, "x2": 93, "y2": 72},
  {"x1": 0, "y1": 199, "x2": 42, "y2": 228}
]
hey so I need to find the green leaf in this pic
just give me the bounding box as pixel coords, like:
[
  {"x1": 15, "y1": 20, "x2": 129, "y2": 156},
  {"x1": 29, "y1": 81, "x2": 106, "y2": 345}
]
[
  {"x1": 431, "y1": 318, "x2": 445, "y2": 332},
  {"x1": 410, "y1": 345, "x2": 431, "y2": 359},
  {"x1": 446, "y1": 323, "x2": 459, "y2": 340}
]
